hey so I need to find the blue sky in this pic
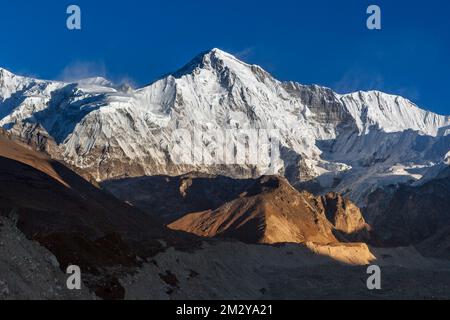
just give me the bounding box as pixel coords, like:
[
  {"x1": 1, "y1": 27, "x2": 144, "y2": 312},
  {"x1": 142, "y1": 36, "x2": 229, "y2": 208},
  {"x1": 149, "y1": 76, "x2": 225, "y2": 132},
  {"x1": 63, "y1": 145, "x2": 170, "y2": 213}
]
[{"x1": 0, "y1": 0, "x2": 449, "y2": 115}]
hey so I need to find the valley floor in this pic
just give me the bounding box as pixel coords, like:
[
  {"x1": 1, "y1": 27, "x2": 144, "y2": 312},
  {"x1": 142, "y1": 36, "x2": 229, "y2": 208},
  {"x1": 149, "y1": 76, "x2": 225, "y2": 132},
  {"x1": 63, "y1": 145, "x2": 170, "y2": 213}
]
[
  {"x1": 3, "y1": 215, "x2": 448, "y2": 301},
  {"x1": 121, "y1": 241, "x2": 450, "y2": 300}
]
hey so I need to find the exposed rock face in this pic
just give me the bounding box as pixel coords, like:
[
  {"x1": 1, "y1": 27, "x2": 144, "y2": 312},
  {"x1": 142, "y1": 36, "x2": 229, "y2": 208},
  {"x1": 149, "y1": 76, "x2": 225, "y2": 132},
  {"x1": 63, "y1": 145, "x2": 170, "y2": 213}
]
[
  {"x1": 321, "y1": 193, "x2": 370, "y2": 241},
  {"x1": 169, "y1": 176, "x2": 370, "y2": 244}
]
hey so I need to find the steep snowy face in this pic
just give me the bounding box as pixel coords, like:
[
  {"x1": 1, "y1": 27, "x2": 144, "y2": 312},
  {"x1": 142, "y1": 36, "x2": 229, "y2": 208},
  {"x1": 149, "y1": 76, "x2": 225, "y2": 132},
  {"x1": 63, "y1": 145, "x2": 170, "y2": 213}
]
[
  {"x1": 340, "y1": 91, "x2": 450, "y2": 137},
  {"x1": 143, "y1": 49, "x2": 351, "y2": 139},
  {"x1": 0, "y1": 68, "x2": 35, "y2": 101},
  {"x1": 0, "y1": 69, "x2": 66, "y2": 129},
  {"x1": 130, "y1": 49, "x2": 360, "y2": 179},
  {"x1": 0, "y1": 49, "x2": 449, "y2": 205}
]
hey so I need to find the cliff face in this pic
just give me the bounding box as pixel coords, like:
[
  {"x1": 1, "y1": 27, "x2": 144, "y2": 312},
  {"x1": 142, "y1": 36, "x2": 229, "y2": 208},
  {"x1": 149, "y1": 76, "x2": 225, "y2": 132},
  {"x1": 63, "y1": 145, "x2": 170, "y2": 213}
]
[{"x1": 320, "y1": 193, "x2": 370, "y2": 241}]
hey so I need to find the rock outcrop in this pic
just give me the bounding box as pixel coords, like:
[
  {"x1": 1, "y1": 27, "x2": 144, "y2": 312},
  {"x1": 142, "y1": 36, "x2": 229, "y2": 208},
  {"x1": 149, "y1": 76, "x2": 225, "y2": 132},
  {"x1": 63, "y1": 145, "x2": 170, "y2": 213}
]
[{"x1": 169, "y1": 176, "x2": 370, "y2": 244}]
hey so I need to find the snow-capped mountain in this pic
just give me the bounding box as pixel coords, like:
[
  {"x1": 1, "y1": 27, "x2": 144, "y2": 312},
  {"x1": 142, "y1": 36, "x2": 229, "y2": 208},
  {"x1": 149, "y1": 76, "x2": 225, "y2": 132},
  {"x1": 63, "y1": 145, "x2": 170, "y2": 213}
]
[{"x1": 1, "y1": 49, "x2": 449, "y2": 206}]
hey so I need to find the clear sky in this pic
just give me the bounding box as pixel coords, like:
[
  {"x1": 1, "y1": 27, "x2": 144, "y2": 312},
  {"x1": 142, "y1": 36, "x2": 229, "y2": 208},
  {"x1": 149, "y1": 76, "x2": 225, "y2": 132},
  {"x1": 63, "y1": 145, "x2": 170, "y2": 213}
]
[{"x1": 0, "y1": 0, "x2": 449, "y2": 115}]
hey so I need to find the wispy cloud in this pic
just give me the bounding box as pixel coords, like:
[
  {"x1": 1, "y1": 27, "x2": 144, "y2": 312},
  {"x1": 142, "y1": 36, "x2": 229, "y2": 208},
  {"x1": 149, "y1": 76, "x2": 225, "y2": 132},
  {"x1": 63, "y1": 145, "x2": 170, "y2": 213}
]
[
  {"x1": 394, "y1": 87, "x2": 420, "y2": 102},
  {"x1": 334, "y1": 68, "x2": 385, "y2": 94},
  {"x1": 116, "y1": 75, "x2": 138, "y2": 89},
  {"x1": 233, "y1": 47, "x2": 255, "y2": 61},
  {"x1": 59, "y1": 61, "x2": 107, "y2": 82},
  {"x1": 58, "y1": 61, "x2": 138, "y2": 88},
  {"x1": 333, "y1": 67, "x2": 420, "y2": 102}
]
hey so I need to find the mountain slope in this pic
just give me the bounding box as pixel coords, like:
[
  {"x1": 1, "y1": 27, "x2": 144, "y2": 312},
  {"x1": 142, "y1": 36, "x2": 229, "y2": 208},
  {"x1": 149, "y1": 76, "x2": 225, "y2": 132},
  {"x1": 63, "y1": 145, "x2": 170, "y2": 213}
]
[
  {"x1": 0, "y1": 128, "x2": 165, "y2": 239},
  {"x1": 0, "y1": 129, "x2": 185, "y2": 299},
  {"x1": 366, "y1": 168, "x2": 450, "y2": 248},
  {"x1": 169, "y1": 176, "x2": 370, "y2": 244},
  {"x1": 102, "y1": 173, "x2": 255, "y2": 223}
]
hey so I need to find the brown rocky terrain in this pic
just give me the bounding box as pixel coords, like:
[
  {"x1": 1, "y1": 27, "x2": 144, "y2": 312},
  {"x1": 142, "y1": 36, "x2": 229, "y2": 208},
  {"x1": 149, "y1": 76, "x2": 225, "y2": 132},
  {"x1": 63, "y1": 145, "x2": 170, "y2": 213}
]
[
  {"x1": 169, "y1": 176, "x2": 370, "y2": 244},
  {"x1": 0, "y1": 128, "x2": 169, "y2": 240},
  {"x1": 0, "y1": 129, "x2": 196, "y2": 299}
]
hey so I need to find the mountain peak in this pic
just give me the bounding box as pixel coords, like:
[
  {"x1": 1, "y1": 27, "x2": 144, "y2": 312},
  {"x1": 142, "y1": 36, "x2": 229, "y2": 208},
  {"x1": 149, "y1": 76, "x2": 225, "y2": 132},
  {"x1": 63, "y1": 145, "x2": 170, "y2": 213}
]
[
  {"x1": 208, "y1": 47, "x2": 228, "y2": 55},
  {"x1": 171, "y1": 48, "x2": 252, "y2": 78},
  {"x1": 192, "y1": 48, "x2": 238, "y2": 60},
  {"x1": 207, "y1": 48, "x2": 238, "y2": 59},
  {"x1": 0, "y1": 67, "x2": 14, "y2": 78}
]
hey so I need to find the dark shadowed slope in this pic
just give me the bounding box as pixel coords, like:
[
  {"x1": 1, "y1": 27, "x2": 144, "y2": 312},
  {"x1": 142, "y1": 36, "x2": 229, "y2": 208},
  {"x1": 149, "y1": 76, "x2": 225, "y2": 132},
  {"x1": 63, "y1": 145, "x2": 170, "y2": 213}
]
[
  {"x1": 366, "y1": 171, "x2": 450, "y2": 251},
  {"x1": 0, "y1": 129, "x2": 165, "y2": 240},
  {"x1": 102, "y1": 173, "x2": 255, "y2": 223},
  {"x1": 0, "y1": 129, "x2": 194, "y2": 299}
]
